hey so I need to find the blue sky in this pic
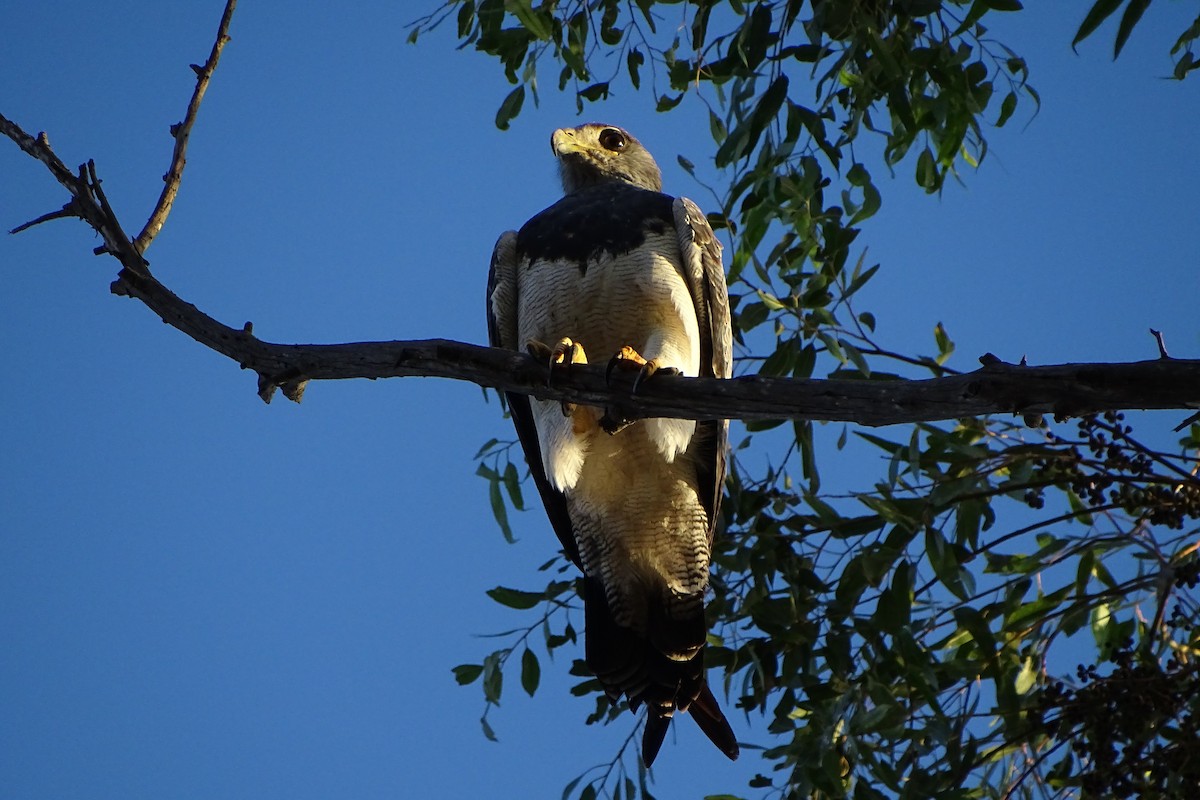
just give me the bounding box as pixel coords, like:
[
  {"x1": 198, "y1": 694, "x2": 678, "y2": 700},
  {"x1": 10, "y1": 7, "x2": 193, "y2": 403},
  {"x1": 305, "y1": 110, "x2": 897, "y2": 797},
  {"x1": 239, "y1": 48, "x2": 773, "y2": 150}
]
[{"x1": 2, "y1": 3, "x2": 1197, "y2": 799}]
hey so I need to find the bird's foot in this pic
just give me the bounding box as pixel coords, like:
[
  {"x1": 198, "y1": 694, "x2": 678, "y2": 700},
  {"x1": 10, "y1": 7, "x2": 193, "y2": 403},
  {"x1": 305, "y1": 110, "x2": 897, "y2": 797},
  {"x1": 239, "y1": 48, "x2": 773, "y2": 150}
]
[
  {"x1": 527, "y1": 337, "x2": 588, "y2": 416},
  {"x1": 605, "y1": 345, "x2": 681, "y2": 391},
  {"x1": 601, "y1": 346, "x2": 681, "y2": 434}
]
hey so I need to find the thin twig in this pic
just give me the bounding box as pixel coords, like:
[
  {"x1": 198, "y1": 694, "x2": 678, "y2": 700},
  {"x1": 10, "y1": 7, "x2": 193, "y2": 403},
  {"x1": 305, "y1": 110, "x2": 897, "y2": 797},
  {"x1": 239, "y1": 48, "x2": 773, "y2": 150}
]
[
  {"x1": 1151, "y1": 328, "x2": 1171, "y2": 359},
  {"x1": 999, "y1": 739, "x2": 1070, "y2": 800},
  {"x1": 9, "y1": 202, "x2": 79, "y2": 234},
  {"x1": 1174, "y1": 410, "x2": 1200, "y2": 433},
  {"x1": 132, "y1": 0, "x2": 238, "y2": 253}
]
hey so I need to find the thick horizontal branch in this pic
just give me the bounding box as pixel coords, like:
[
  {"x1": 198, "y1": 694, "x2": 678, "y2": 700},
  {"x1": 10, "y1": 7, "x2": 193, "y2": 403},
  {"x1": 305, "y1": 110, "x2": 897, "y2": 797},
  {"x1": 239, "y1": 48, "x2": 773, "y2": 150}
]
[{"x1": 106, "y1": 267, "x2": 1200, "y2": 424}]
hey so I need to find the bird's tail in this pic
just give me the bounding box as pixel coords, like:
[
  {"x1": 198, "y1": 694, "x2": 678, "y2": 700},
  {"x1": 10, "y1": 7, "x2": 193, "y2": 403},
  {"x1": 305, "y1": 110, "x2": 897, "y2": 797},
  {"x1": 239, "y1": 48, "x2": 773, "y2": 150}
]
[{"x1": 583, "y1": 577, "x2": 739, "y2": 766}]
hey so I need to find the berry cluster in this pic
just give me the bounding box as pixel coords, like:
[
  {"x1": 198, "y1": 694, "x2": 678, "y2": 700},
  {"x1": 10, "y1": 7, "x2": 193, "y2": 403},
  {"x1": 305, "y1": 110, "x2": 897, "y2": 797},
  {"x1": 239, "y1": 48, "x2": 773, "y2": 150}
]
[
  {"x1": 1021, "y1": 412, "x2": 1200, "y2": 529},
  {"x1": 1033, "y1": 643, "x2": 1200, "y2": 797}
]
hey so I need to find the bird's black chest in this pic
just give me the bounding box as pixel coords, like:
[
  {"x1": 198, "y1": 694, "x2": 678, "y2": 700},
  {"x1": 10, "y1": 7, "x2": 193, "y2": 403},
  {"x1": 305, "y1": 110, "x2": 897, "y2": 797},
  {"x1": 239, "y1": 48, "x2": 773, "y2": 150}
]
[{"x1": 517, "y1": 185, "x2": 675, "y2": 270}]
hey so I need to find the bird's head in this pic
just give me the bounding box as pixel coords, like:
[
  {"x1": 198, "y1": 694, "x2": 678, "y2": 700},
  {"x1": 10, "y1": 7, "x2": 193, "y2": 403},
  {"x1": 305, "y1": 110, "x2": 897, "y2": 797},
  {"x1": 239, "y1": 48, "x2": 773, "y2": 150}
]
[{"x1": 551, "y1": 124, "x2": 663, "y2": 194}]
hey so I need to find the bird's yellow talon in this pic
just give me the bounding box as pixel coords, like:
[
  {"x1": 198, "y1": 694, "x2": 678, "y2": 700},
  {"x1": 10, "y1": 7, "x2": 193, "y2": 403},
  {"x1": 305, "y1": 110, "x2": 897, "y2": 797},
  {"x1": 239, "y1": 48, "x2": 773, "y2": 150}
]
[
  {"x1": 528, "y1": 337, "x2": 590, "y2": 414},
  {"x1": 606, "y1": 346, "x2": 679, "y2": 392}
]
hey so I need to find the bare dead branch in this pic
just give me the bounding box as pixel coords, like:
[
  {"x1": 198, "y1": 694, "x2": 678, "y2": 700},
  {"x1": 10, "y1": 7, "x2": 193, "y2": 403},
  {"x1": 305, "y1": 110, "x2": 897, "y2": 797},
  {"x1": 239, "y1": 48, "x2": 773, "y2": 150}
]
[
  {"x1": 1151, "y1": 328, "x2": 1171, "y2": 359},
  {"x1": 2, "y1": 113, "x2": 150, "y2": 275},
  {"x1": 1, "y1": 125, "x2": 77, "y2": 186},
  {"x1": 79, "y1": 265, "x2": 1200, "y2": 425},
  {"x1": 10, "y1": 201, "x2": 80, "y2": 234},
  {"x1": 133, "y1": 0, "x2": 238, "y2": 253}
]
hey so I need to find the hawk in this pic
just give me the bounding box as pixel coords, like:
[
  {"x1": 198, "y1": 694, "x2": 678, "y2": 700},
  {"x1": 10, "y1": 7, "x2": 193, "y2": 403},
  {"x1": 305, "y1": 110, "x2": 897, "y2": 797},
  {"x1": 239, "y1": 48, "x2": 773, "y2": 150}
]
[{"x1": 487, "y1": 123, "x2": 737, "y2": 766}]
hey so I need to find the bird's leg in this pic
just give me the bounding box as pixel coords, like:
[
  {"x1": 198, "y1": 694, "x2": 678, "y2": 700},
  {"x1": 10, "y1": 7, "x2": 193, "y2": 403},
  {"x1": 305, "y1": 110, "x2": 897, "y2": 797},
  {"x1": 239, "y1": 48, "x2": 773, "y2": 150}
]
[
  {"x1": 601, "y1": 345, "x2": 682, "y2": 434},
  {"x1": 527, "y1": 337, "x2": 589, "y2": 417}
]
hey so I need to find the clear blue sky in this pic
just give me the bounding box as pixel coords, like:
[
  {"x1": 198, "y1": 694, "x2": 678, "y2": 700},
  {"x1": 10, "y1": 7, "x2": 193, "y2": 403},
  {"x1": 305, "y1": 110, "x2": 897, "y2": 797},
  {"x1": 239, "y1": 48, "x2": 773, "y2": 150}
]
[{"x1": 2, "y1": 3, "x2": 1197, "y2": 799}]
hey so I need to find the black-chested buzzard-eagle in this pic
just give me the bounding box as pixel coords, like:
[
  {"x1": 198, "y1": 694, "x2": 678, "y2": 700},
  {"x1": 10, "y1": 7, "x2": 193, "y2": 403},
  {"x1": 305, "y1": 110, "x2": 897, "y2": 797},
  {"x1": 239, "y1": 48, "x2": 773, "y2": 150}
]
[{"x1": 486, "y1": 123, "x2": 737, "y2": 766}]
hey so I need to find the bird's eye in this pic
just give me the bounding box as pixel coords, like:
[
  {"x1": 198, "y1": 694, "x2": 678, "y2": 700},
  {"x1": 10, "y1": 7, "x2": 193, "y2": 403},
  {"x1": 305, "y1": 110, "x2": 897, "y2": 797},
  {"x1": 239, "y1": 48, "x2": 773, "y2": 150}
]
[{"x1": 598, "y1": 128, "x2": 627, "y2": 152}]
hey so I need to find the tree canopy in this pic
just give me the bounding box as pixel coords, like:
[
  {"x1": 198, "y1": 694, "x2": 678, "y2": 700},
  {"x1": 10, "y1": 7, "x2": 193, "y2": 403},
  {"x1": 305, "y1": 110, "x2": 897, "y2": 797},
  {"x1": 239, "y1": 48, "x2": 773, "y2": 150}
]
[{"x1": 410, "y1": 2, "x2": 1200, "y2": 797}]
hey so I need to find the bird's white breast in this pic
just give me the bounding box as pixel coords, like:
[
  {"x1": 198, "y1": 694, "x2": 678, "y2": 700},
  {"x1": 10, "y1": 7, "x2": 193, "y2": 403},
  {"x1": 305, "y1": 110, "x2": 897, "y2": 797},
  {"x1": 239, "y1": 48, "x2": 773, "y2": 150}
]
[{"x1": 518, "y1": 230, "x2": 700, "y2": 491}]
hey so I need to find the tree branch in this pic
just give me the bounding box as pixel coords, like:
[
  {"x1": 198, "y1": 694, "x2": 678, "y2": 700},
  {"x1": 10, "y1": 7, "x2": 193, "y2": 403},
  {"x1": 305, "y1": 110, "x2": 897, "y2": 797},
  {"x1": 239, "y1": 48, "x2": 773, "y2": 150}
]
[
  {"x1": 133, "y1": 0, "x2": 237, "y2": 253},
  {"x1": 51, "y1": 252, "x2": 1200, "y2": 424}
]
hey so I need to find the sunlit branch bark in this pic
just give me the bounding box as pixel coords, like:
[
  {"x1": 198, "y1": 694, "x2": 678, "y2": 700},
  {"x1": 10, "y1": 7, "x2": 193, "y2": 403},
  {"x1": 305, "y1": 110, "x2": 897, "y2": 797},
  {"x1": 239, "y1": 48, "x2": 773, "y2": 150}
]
[{"x1": 133, "y1": 0, "x2": 238, "y2": 253}]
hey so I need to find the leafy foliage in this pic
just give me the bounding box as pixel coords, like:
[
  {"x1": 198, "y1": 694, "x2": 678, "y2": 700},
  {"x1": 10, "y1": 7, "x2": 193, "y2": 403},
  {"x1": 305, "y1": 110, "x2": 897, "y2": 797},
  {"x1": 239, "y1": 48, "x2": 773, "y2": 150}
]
[
  {"x1": 413, "y1": 2, "x2": 1200, "y2": 797},
  {"x1": 1073, "y1": 0, "x2": 1200, "y2": 78}
]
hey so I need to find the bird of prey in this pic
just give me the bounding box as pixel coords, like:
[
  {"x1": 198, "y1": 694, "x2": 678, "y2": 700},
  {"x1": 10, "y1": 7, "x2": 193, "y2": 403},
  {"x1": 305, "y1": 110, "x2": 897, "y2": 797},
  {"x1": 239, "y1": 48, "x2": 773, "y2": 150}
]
[{"x1": 486, "y1": 123, "x2": 737, "y2": 766}]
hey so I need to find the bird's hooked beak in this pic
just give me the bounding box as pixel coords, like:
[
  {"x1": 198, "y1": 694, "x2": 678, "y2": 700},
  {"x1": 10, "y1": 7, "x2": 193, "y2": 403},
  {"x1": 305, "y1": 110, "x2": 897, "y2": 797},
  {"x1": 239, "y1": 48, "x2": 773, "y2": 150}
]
[{"x1": 551, "y1": 127, "x2": 584, "y2": 158}]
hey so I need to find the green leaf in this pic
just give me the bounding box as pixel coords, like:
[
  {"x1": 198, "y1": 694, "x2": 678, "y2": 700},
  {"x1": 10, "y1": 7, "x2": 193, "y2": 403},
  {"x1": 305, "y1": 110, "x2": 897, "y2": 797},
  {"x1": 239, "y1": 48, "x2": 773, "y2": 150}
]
[
  {"x1": 1014, "y1": 656, "x2": 1039, "y2": 694},
  {"x1": 1173, "y1": 50, "x2": 1198, "y2": 80},
  {"x1": 874, "y1": 560, "x2": 913, "y2": 631},
  {"x1": 1090, "y1": 602, "x2": 1113, "y2": 650},
  {"x1": 505, "y1": 0, "x2": 554, "y2": 41},
  {"x1": 955, "y1": 498, "x2": 982, "y2": 549},
  {"x1": 561, "y1": 775, "x2": 584, "y2": 800},
  {"x1": 1114, "y1": 0, "x2": 1151, "y2": 58},
  {"x1": 632, "y1": 0, "x2": 656, "y2": 32},
  {"x1": 486, "y1": 586, "x2": 543, "y2": 609},
  {"x1": 984, "y1": 0, "x2": 1023, "y2": 10},
  {"x1": 956, "y1": 0, "x2": 992, "y2": 34},
  {"x1": 520, "y1": 648, "x2": 540, "y2": 696},
  {"x1": 839, "y1": 338, "x2": 871, "y2": 378},
  {"x1": 738, "y1": 301, "x2": 770, "y2": 332},
  {"x1": 599, "y1": 2, "x2": 622, "y2": 45},
  {"x1": 760, "y1": 337, "x2": 797, "y2": 377},
  {"x1": 754, "y1": 74, "x2": 790, "y2": 132},
  {"x1": 997, "y1": 90, "x2": 1018, "y2": 127},
  {"x1": 494, "y1": 84, "x2": 525, "y2": 131},
  {"x1": 934, "y1": 321, "x2": 955, "y2": 363},
  {"x1": 480, "y1": 714, "x2": 498, "y2": 741},
  {"x1": 473, "y1": 437, "x2": 500, "y2": 459},
  {"x1": 1073, "y1": 0, "x2": 1124, "y2": 48},
  {"x1": 928, "y1": 527, "x2": 969, "y2": 600},
  {"x1": 482, "y1": 652, "x2": 504, "y2": 704},
  {"x1": 578, "y1": 82, "x2": 609, "y2": 102},
  {"x1": 846, "y1": 262, "x2": 881, "y2": 298},
  {"x1": 756, "y1": 288, "x2": 786, "y2": 311},
  {"x1": 954, "y1": 606, "x2": 997, "y2": 658},
  {"x1": 486, "y1": 469, "x2": 515, "y2": 542},
  {"x1": 501, "y1": 461, "x2": 524, "y2": 510},
  {"x1": 708, "y1": 109, "x2": 727, "y2": 143},
  {"x1": 656, "y1": 92, "x2": 685, "y2": 112},
  {"x1": 452, "y1": 663, "x2": 484, "y2": 685},
  {"x1": 456, "y1": 1, "x2": 476, "y2": 39},
  {"x1": 1066, "y1": 488, "x2": 1094, "y2": 525},
  {"x1": 626, "y1": 47, "x2": 644, "y2": 90},
  {"x1": 916, "y1": 147, "x2": 939, "y2": 191},
  {"x1": 734, "y1": 4, "x2": 773, "y2": 71}
]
